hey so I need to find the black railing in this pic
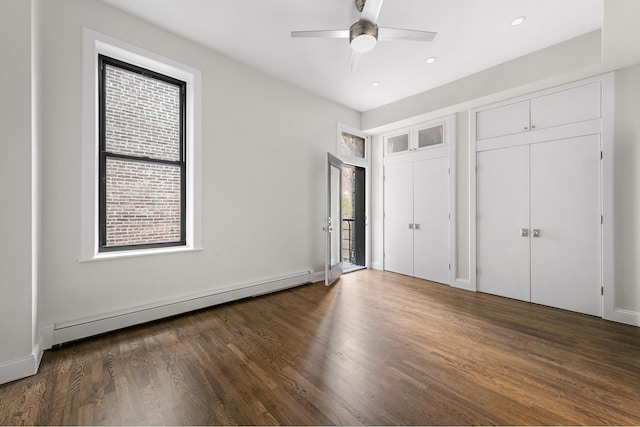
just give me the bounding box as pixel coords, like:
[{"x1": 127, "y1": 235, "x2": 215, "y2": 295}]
[{"x1": 342, "y1": 218, "x2": 355, "y2": 265}]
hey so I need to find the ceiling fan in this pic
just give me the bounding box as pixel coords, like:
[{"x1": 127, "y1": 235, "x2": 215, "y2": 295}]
[{"x1": 291, "y1": 0, "x2": 437, "y2": 72}]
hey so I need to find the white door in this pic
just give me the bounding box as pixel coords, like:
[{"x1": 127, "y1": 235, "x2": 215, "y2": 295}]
[
  {"x1": 530, "y1": 135, "x2": 601, "y2": 316},
  {"x1": 325, "y1": 153, "x2": 343, "y2": 286},
  {"x1": 477, "y1": 145, "x2": 531, "y2": 301},
  {"x1": 384, "y1": 163, "x2": 413, "y2": 276},
  {"x1": 413, "y1": 157, "x2": 450, "y2": 284}
]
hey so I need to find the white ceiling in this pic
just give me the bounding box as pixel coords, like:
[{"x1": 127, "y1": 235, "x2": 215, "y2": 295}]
[{"x1": 101, "y1": 0, "x2": 603, "y2": 112}]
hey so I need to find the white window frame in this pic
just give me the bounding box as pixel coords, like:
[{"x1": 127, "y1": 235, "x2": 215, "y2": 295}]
[
  {"x1": 383, "y1": 116, "x2": 451, "y2": 157},
  {"x1": 80, "y1": 28, "x2": 202, "y2": 261},
  {"x1": 337, "y1": 122, "x2": 370, "y2": 166}
]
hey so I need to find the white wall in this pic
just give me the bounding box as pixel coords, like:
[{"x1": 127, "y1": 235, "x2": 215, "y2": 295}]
[
  {"x1": 37, "y1": 0, "x2": 359, "y2": 331},
  {"x1": 614, "y1": 64, "x2": 640, "y2": 313},
  {"x1": 0, "y1": 0, "x2": 37, "y2": 380}
]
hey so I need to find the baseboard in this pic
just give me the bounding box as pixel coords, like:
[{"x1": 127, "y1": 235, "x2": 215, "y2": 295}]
[
  {"x1": 371, "y1": 261, "x2": 383, "y2": 271},
  {"x1": 311, "y1": 270, "x2": 324, "y2": 283},
  {"x1": 53, "y1": 269, "x2": 312, "y2": 345},
  {"x1": 452, "y1": 278, "x2": 474, "y2": 292},
  {"x1": 606, "y1": 307, "x2": 640, "y2": 327},
  {"x1": 0, "y1": 334, "x2": 44, "y2": 385}
]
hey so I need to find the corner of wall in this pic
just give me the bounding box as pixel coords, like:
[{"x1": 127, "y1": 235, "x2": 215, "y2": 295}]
[{"x1": 0, "y1": 338, "x2": 44, "y2": 385}]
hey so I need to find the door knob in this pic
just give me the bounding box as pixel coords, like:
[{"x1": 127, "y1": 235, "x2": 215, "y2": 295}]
[
  {"x1": 520, "y1": 228, "x2": 529, "y2": 237},
  {"x1": 532, "y1": 229, "x2": 541, "y2": 237}
]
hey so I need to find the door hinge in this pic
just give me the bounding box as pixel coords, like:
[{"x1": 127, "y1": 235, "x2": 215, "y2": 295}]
[
  {"x1": 601, "y1": 215, "x2": 604, "y2": 224},
  {"x1": 601, "y1": 286, "x2": 604, "y2": 296},
  {"x1": 448, "y1": 168, "x2": 450, "y2": 175},
  {"x1": 448, "y1": 213, "x2": 451, "y2": 220},
  {"x1": 448, "y1": 263, "x2": 451, "y2": 270},
  {"x1": 601, "y1": 151, "x2": 603, "y2": 160}
]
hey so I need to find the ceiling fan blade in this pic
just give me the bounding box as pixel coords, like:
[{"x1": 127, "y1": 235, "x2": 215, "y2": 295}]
[
  {"x1": 360, "y1": 0, "x2": 384, "y2": 24},
  {"x1": 348, "y1": 51, "x2": 363, "y2": 73},
  {"x1": 378, "y1": 27, "x2": 437, "y2": 42},
  {"x1": 291, "y1": 29, "x2": 349, "y2": 39}
]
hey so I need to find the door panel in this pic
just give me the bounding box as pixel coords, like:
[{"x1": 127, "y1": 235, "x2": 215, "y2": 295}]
[
  {"x1": 413, "y1": 157, "x2": 450, "y2": 284},
  {"x1": 530, "y1": 83, "x2": 601, "y2": 130},
  {"x1": 326, "y1": 153, "x2": 343, "y2": 285},
  {"x1": 476, "y1": 100, "x2": 530, "y2": 140},
  {"x1": 530, "y1": 135, "x2": 601, "y2": 316},
  {"x1": 384, "y1": 163, "x2": 413, "y2": 276},
  {"x1": 477, "y1": 145, "x2": 531, "y2": 301}
]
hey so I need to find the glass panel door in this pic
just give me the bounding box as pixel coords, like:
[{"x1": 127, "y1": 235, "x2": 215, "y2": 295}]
[{"x1": 326, "y1": 153, "x2": 343, "y2": 285}]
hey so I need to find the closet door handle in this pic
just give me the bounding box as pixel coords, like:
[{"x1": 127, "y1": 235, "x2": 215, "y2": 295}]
[
  {"x1": 520, "y1": 228, "x2": 529, "y2": 237},
  {"x1": 414, "y1": 224, "x2": 421, "y2": 230},
  {"x1": 532, "y1": 229, "x2": 541, "y2": 238},
  {"x1": 408, "y1": 223, "x2": 414, "y2": 229}
]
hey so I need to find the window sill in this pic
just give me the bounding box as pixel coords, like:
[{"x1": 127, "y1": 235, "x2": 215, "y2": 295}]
[{"x1": 79, "y1": 245, "x2": 202, "y2": 262}]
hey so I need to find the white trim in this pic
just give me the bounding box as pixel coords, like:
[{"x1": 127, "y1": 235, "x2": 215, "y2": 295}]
[
  {"x1": 79, "y1": 246, "x2": 202, "y2": 262},
  {"x1": 371, "y1": 261, "x2": 383, "y2": 271},
  {"x1": 337, "y1": 122, "x2": 370, "y2": 167},
  {"x1": 469, "y1": 110, "x2": 477, "y2": 291},
  {"x1": 52, "y1": 270, "x2": 312, "y2": 345},
  {"x1": 80, "y1": 28, "x2": 202, "y2": 261},
  {"x1": 0, "y1": 335, "x2": 43, "y2": 385},
  {"x1": 607, "y1": 308, "x2": 640, "y2": 327},
  {"x1": 475, "y1": 119, "x2": 602, "y2": 153},
  {"x1": 311, "y1": 270, "x2": 325, "y2": 283},
  {"x1": 454, "y1": 278, "x2": 473, "y2": 291},
  {"x1": 447, "y1": 116, "x2": 458, "y2": 288}
]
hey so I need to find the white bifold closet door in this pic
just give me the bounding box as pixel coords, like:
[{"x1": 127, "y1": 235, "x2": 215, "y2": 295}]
[
  {"x1": 530, "y1": 135, "x2": 601, "y2": 316},
  {"x1": 413, "y1": 157, "x2": 450, "y2": 283},
  {"x1": 384, "y1": 163, "x2": 414, "y2": 277},
  {"x1": 477, "y1": 145, "x2": 531, "y2": 301},
  {"x1": 476, "y1": 135, "x2": 601, "y2": 316},
  {"x1": 384, "y1": 157, "x2": 450, "y2": 283}
]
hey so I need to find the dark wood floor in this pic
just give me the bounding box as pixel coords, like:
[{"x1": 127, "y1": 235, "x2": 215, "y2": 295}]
[{"x1": 2, "y1": 269, "x2": 640, "y2": 425}]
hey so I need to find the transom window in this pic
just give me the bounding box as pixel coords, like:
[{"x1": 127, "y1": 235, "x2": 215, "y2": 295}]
[
  {"x1": 340, "y1": 131, "x2": 366, "y2": 159},
  {"x1": 98, "y1": 55, "x2": 186, "y2": 251}
]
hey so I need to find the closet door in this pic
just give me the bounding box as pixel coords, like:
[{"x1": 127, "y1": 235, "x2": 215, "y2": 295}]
[
  {"x1": 384, "y1": 163, "x2": 414, "y2": 276},
  {"x1": 530, "y1": 135, "x2": 601, "y2": 316},
  {"x1": 477, "y1": 145, "x2": 531, "y2": 301},
  {"x1": 413, "y1": 156, "x2": 450, "y2": 284},
  {"x1": 476, "y1": 100, "x2": 530, "y2": 140}
]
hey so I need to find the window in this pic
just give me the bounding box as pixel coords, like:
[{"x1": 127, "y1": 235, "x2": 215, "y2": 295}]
[
  {"x1": 340, "y1": 131, "x2": 365, "y2": 159},
  {"x1": 98, "y1": 55, "x2": 186, "y2": 251},
  {"x1": 417, "y1": 124, "x2": 444, "y2": 148}
]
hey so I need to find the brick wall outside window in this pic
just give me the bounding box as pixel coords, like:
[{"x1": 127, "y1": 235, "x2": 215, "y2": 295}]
[{"x1": 101, "y1": 57, "x2": 185, "y2": 250}]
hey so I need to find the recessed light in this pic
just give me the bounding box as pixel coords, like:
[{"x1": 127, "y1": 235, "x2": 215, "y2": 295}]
[
  {"x1": 372, "y1": 81, "x2": 380, "y2": 87},
  {"x1": 426, "y1": 57, "x2": 437, "y2": 64},
  {"x1": 511, "y1": 16, "x2": 526, "y2": 26}
]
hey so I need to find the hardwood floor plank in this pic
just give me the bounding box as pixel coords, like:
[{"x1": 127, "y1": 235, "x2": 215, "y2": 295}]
[{"x1": 1, "y1": 269, "x2": 640, "y2": 425}]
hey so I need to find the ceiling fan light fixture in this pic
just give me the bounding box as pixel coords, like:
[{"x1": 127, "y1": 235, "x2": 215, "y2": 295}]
[{"x1": 350, "y1": 21, "x2": 378, "y2": 53}]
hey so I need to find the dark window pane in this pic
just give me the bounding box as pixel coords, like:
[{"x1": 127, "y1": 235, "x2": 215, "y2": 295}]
[
  {"x1": 104, "y1": 65, "x2": 181, "y2": 161},
  {"x1": 105, "y1": 158, "x2": 182, "y2": 247}
]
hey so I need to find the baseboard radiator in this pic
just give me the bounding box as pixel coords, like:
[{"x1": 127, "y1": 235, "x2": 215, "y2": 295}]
[{"x1": 51, "y1": 269, "x2": 313, "y2": 346}]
